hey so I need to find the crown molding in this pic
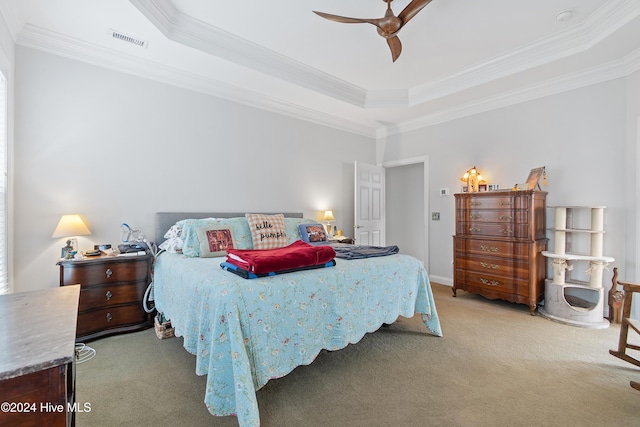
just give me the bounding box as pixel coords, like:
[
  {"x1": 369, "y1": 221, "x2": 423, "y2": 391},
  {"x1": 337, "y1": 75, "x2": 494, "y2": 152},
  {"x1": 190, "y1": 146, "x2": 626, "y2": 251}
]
[
  {"x1": 10, "y1": 3, "x2": 639, "y2": 142},
  {"x1": 131, "y1": 0, "x2": 640, "y2": 111},
  {"x1": 16, "y1": 25, "x2": 376, "y2": 138},
  {"x1": 378, "y1": 47, "x2": 640, "y2": 139},
  {"x1": 129, "y1": 0, "x2": 367, "y2": 108},
  {"x1": 408, "y1": 0, "x2": 640, "y2": 106}
]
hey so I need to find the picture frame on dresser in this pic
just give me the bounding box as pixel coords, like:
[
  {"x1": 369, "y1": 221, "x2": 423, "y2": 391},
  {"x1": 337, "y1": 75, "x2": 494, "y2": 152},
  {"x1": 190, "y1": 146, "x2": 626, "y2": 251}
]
[{"x1": 526, "y1": 167, "x2": 545, "y2": 190}]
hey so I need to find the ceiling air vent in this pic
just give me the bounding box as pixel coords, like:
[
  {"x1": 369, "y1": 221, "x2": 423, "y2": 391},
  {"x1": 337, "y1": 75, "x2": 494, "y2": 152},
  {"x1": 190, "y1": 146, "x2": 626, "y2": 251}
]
[{"x1": 109, "y1": 29, "x2": 148, "y2": 48}]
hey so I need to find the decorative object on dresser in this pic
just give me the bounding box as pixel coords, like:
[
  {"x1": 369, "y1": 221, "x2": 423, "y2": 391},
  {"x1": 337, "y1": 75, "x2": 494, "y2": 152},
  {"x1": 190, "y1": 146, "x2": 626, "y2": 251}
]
[
  {"x1": 459, "y1": 166, "x2": 485, "y2": 193},
  {"x1": 453, "y1": 190, "x2": 548, "y2": 315},
  {"x1": 58, "y1": 254, "x2": 154, "y2": 341},
  {"x1": 539, "y1": 206, "x2": 613, "y2": 329},
  {"x1": 52, "y1": 214, "x2": 92, "y2": 259},
  {"x1": 0, "y1": 285, "x2": 80, "y2": 427}
]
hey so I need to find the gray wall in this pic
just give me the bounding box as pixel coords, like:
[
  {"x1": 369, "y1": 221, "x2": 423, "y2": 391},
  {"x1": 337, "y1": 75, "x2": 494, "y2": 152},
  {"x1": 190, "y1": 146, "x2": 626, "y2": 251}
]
[
  {"x1": 379, "y1": 78, "x2": 634, "y2": 288},
  {"x1": 386, "y1": 162, "x2": 425, "y2": 263},
  {"x1": 13, "y1": 47, "x2": 375, "y2": 292},
  {"x1": 7, "y1": 34, "x2": 640, "y2": 304}
]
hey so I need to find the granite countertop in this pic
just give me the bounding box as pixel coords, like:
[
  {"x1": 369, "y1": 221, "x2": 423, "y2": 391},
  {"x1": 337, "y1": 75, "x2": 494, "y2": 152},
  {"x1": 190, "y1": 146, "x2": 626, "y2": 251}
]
[{"x1": 0, "y1": 285, "x2": 80, "y2": 381}]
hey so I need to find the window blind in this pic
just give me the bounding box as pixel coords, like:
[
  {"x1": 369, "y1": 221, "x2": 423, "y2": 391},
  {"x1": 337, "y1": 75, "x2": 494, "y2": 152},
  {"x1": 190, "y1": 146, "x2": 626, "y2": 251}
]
[{"x1": 0, "y1": 72, "x2": 7, "y2": 295}]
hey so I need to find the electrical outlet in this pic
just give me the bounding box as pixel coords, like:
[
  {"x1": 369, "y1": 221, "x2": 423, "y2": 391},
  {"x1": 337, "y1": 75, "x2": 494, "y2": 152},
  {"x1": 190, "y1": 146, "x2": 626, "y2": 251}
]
[
  {"x1": 432, "y1": 212, "x2": 440, "y2": 221},
  {"x1": 440, "y1": 188, "x2": 449, "y2": 196}
]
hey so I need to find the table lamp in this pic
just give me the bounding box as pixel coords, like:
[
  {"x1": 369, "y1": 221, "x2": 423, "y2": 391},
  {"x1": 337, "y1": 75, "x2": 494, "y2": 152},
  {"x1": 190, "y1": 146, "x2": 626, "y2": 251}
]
[
  {"x1": 323, "y1": 210, "x2": 336, "y2": 235},
  {"x1": 52, "y1": 214, "x2": 91, "y2": 259}
]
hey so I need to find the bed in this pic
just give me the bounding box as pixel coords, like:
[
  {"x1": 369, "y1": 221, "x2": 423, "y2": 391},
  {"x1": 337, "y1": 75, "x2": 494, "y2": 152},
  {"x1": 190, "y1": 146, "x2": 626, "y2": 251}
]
[{"x1": 152, "y1": 212, "x2": 442, "y2": 427}]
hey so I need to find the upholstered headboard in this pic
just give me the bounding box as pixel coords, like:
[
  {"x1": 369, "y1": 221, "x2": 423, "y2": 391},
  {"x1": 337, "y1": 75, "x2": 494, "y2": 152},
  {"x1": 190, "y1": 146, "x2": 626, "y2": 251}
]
[{"x1": 155, "y1": 212, "x2": 304, "y2": 245}]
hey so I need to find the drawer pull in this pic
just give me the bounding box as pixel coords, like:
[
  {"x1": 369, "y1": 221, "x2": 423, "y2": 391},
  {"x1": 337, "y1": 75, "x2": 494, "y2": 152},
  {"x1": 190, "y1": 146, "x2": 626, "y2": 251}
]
[
  {"x1": 499, "y1": 215, "x2": 513, "y2": 221},
  {"x1": 479, "y1": 277, "x2": 501, "y2": 286},
  {"x1": 105, "y1": 268, "x2": 112, "y2": 278},
  {"x1": 499, "y1": 200, "x2": 513, "y2": 206},
  {"x1": 470, "y1": 201, "x2": 482, "y2": 206},
  {"x1": 105, "y1": 290, "x2": 112, "y2": 300},
  {"x1": 480, "y1": 262, "x2": 499, "y2": 269},
  {"x1": 500, "y1": 229, "x2": 514, "y2": 234},
  {"x1": 480, "y1": 245, "x2": 499, "y2": 252},
  {"x1": 471, "y1": 214, "x2": 482, "y2": 220},
  {"x1": 469, "y1": 227, "x2": 481, "y2": 232},
  {"x1": 106, "y1": 313, "x2": 113, "y2": 322}
]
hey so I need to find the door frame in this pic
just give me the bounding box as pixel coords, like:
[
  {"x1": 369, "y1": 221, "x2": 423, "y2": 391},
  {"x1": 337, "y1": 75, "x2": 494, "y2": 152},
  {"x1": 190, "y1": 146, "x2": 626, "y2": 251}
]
[{"x1": 382, "y1": 155, "x2": 429, "y2": 269}]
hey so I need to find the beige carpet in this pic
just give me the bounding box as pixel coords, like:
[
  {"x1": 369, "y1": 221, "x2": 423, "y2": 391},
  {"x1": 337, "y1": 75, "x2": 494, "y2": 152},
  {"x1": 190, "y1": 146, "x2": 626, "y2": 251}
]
[{"x1": 75, "y1": 284, "x2": 640, "y2": 426}]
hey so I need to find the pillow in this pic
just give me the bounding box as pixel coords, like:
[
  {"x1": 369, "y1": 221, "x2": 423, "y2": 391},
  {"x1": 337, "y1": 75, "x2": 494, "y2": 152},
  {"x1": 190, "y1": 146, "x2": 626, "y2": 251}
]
[
  {"x1": 298, "y1": 223, "x2": 329, "y2": 244},
  {"x1": 159, "y1": 223, "x2": 184, "y2": 253},
  {"x1": 284, "y1": 217, "x2": 320, "y2": 244},
  {"x1": 245, "y1": 213, "x2": 288, "y2": 250},
  {"x1": 196, "y1": 226, "x2": 236, "y2": 257},
  {"x1": 180, "y1": 217, "x2": 253, "y2": 257}
]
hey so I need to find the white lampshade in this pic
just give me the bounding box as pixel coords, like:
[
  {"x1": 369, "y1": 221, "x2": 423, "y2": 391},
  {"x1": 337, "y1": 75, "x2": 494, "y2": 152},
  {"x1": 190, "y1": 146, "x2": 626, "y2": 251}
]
[
  {"x1": 323, "y1": 210, "x2": 336, "y2": 222},
  {"x1": 52, "y1": 214, "x2": 91, "y2": 238}
]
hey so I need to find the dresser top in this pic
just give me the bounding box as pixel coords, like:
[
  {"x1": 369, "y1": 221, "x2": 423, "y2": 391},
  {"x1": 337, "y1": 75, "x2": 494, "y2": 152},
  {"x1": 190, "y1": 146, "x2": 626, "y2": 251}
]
[{"x1": 0, "y1": 285, "x2": 79, "y2": 381}]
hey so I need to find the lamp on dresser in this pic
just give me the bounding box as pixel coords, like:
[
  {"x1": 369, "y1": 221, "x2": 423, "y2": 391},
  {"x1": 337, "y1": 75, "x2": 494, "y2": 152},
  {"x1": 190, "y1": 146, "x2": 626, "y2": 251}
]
[
  {"x1": 52, "y1": 214, "x2": 91, "y2": 259},
  {"x1": 460, "y1": 166, "x2": 485, "y2": 192}
]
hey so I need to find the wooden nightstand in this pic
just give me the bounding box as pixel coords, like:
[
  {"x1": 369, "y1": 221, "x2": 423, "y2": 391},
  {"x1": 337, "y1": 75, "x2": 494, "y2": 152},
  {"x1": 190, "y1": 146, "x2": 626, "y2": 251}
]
[
  {"x1": 329, "y1": 236, "x2": 354, "y2": 244},
  {"x1": 58, "y1": 254, "x2": 154, "y2": 341}
]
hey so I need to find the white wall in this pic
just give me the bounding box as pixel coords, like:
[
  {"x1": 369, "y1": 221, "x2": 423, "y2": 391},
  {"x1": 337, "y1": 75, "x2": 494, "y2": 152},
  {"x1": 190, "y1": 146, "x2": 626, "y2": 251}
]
[
  {"x1": 13, "y1": 47, "x2": 375, "y2": 293},
  {"x1": 379, "y1": 78, "x2": 631, "y2": 289}
]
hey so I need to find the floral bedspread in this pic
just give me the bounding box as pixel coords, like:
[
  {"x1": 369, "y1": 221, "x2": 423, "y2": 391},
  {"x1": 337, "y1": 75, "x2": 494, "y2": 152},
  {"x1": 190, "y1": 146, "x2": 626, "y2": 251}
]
[{"x1": 153, "y1": 252, "x2": 442, "y2": 427}]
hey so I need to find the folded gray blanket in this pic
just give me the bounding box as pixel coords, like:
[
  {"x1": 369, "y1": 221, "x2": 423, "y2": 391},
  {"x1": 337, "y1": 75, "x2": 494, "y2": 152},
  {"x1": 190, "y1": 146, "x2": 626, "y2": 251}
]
[{"x1": 332, "y1": 243, "x2": 399, "y2": 259}]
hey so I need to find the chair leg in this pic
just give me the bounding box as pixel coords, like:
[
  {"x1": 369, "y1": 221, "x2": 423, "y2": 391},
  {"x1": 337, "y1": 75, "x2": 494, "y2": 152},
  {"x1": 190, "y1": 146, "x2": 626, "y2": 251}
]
[{"x1": 610, "y1": 349, "x2": 640, "y2": 368}]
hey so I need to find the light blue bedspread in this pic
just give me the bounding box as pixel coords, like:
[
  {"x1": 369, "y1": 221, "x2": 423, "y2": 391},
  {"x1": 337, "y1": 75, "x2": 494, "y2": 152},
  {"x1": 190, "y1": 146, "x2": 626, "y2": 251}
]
[{"x1": 154, "y1": 252, "x2": 442, "y2": 427}]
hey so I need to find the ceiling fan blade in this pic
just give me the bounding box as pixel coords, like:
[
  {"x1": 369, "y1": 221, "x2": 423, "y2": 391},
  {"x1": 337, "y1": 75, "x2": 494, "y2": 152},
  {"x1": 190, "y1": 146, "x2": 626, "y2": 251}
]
[
  {"x1": 387, "y1": 36, "x2": 402, "y2": 62},
  {"x1": 398, "y1": 0, "x2": 434, "y2": 25},
  {"x1": 313, "y1": 11, "x2": 380, "y2": 26}
]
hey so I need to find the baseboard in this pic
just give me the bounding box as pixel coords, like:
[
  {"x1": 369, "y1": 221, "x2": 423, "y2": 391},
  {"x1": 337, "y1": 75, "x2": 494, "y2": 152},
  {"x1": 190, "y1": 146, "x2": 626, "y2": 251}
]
[{"x1": 429, "y1": 275, "x2": 452, "y2": 286}]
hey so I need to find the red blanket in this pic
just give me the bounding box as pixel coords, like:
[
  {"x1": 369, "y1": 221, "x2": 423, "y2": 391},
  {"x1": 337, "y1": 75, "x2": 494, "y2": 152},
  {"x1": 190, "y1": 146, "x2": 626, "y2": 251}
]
[{"x1": 226, "y1": 240, "x2": 336, "y2": 274}]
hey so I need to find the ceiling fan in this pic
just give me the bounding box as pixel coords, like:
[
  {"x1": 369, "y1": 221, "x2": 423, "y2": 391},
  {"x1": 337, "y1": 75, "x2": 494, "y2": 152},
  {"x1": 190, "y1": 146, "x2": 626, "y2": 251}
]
[{"x1": 313, "y1": 0, "x2": 434, "y2": 62}]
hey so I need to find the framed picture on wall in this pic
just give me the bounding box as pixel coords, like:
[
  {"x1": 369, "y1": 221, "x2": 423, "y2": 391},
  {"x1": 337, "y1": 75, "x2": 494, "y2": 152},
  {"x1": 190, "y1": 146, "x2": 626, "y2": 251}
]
[{"x1": 526, "y1": 167, "x2": 545, "y2": 190}]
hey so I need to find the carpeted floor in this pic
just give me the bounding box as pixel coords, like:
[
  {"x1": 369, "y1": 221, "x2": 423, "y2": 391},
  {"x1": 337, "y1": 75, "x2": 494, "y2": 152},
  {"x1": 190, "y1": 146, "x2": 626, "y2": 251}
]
[{"x1": 75, "y1": 283, "x2": 640, "y2": 426}]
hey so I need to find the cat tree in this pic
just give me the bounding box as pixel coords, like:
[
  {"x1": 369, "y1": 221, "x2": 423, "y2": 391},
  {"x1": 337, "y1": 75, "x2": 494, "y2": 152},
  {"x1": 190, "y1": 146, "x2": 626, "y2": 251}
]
[{"x1": 539, "y1": 206, "x2": 613, "y2": 329}]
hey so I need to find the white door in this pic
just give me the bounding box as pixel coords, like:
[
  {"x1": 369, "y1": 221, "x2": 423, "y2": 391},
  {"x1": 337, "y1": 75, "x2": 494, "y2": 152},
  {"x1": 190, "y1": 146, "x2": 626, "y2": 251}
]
[{"x1": 354, "y1": 161, "x2": 385, "y2": 246}]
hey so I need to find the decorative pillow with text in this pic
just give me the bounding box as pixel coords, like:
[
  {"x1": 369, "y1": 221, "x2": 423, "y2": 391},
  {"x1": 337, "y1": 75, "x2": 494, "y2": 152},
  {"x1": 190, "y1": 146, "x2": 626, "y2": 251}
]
[{"x1": 245, "y1": 213, "x2": 288, "y2": 250}]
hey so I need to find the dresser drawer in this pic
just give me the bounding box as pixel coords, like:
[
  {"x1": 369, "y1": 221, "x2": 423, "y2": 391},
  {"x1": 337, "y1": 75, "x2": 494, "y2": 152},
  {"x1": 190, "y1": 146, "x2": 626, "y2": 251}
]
[
  {"x1": 454, "y1": 237, "x2": 530, "y2": 260},
  {"x1": 455, "y1": 269, "x2": 529, "y2": 297},
  {"x1": 79, "y1": 282, "x2": 146, "y2": 312},
  {"x1": 76, "y1": 304, "x2": 149, "y2": 338},
  {"x1": 455, "y1": 254, "x2": 530, "y2": 279},
  {"x1": 60, "y1": 258, "x2": 149, "y2": 286},
  {"x1": 461, "y1": 194, "x2": 517, "y2": 210},
  {"x1": 456, "y1": 222, "x2": 531, "y2": 238},
  {"x1": 458, "y1": 209, "x2": 528, "y2": 224}
]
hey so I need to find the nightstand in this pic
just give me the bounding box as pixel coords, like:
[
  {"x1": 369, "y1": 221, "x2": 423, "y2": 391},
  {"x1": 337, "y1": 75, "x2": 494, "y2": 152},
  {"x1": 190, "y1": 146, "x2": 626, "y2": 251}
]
[
  {"x1": 329, "y1": 236, "x2": 354, "y2": 244},
  {"x1": 58, "y1": 254, "x2": 154, "y2": 341}
]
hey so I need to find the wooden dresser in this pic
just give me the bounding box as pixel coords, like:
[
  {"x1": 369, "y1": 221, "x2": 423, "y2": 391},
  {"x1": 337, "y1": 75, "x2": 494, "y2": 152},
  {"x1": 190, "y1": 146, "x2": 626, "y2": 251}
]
[
  {"x1": 453, "y1": 190, "x2": 547, "y2": 314},
  {"x1": 0, "y1": 285, "x2": 79, "y2": 427},
  {"x1": 58, "y1": 254, "x2": 153, "y2": 341}
]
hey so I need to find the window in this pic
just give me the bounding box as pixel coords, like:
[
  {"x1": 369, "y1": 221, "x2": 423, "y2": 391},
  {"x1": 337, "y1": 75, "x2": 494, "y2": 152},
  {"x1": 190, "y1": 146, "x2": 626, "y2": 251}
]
[{"x1": 0, "y1": 71, "x2": 6, "y2": 294}]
